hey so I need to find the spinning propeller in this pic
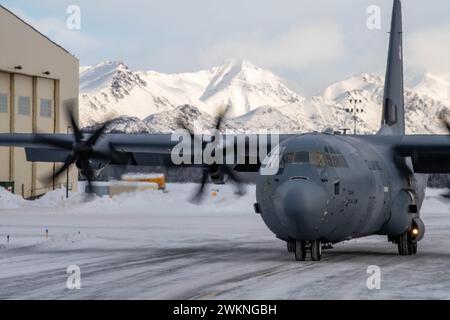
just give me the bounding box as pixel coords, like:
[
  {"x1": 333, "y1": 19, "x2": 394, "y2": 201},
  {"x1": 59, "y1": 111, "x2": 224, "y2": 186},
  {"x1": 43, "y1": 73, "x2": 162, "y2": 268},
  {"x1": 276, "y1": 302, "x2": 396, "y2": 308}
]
[
  {"x1": 177, "y1": 105, "x2": 245, "y2": 203},
  {"x1": 38, "y1": 102, "x2": 115, "y2": 195}
]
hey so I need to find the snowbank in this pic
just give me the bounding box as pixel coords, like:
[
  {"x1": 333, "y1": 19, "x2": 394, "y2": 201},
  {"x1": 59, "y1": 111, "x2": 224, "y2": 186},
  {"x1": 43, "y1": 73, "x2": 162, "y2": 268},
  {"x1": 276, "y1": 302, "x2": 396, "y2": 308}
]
[
  {"x1": 0, "y1": 187, "x2": 26, "y2": 209},
  {"x1": 0, "y1": 184, "x2": 256, "y2": 215}
]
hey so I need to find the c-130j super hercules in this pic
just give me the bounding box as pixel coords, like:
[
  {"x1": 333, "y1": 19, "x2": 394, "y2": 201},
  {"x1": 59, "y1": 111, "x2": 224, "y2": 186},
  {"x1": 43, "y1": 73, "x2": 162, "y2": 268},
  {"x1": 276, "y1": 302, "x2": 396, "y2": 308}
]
[{"x1": 0, "y1": 0, "x2": 449, "y2": 261}]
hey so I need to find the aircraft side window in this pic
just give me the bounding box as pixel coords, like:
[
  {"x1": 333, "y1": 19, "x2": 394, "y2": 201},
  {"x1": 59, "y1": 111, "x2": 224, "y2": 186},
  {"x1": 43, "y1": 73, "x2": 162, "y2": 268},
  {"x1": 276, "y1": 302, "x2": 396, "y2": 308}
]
[
  {"x1": 331, "y1": 155, "x2": 340, "y2": 167},
  {"x1": 331, "y1": 155, "x2": 349, "y2": 168},
  {"x1": 323, "y1": 154, "x2": 333, "y2": 167},
  {"x1": 338, "y1": 155, "x2": 349, "y2": 168}
]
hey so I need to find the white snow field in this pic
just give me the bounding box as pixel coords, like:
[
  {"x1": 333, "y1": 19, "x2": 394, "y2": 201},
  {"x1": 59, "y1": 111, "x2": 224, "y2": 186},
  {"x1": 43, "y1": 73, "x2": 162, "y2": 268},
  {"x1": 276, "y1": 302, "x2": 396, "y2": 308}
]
[{"x1": 0, "y1": 184, "x2": 449, "y2": 300}]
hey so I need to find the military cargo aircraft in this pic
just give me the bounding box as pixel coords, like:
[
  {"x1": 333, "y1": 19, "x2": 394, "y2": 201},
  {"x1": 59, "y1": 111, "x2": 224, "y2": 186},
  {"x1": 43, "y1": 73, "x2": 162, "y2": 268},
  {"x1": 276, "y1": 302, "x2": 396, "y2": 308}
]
[{"x1": 0, "y1": 0, "x2": 448, "y2": 261}]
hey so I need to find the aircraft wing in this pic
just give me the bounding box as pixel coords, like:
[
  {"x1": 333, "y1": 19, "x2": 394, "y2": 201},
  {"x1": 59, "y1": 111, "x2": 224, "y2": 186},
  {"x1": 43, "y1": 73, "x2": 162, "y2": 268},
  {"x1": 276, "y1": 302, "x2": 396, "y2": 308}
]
[
  {"x1": 394, "y1": 135, "x2": 450, "y2": 173},
  {"x1": 0, "y1": 133, "x2": 74, "y2": 162},
  {"x1": 0, "y1": 132, "x2": 291, "y2": 171}
]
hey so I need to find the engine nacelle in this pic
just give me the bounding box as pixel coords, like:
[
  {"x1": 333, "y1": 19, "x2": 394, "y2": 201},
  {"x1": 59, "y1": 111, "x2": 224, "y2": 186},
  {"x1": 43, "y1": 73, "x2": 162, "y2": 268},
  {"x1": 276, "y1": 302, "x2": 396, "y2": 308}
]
[
  {"x1": 76, "y1": 159, "x2": 109, "y2": 178},
  {"x1": 209, "y1": 169, "x2": 226, "y2": 184}
]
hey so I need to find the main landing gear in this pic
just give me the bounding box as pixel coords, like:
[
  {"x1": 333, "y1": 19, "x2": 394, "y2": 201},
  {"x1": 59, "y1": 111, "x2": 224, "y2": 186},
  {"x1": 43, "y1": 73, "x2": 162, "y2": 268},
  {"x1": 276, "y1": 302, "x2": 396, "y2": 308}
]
[{"x1": 287, "y1": 240, "x2": 323, "y2": 261}]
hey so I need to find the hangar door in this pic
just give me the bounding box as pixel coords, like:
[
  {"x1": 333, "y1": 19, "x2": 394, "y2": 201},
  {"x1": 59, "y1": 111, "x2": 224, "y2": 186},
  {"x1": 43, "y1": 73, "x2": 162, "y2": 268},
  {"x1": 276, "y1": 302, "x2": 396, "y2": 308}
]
[
  {"x1": 13, "y1": 74, "x2": 33, "y2": 198},
  {"x1": 35, "y1": 77, "x2": 56, "y2": 194},
  {"x1": 0, "y1": 71, "x2": 11, "y2": 185},
  {"x1": 0, "y1": 72, "x2": 58, "y2": 198}
]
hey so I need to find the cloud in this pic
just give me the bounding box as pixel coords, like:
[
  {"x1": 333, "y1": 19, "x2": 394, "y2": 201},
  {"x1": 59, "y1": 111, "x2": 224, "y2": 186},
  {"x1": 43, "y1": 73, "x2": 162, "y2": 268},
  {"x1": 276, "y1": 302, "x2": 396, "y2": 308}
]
[
  {"x1": 8, "y1": 7, "x2": 102, "y2": 56},
  {"x1": 199, "y1": 20, "x2": 346, "y2": 71},
  {"x1": 407, "y1": 23, "x2": 450, "y2": 73}
]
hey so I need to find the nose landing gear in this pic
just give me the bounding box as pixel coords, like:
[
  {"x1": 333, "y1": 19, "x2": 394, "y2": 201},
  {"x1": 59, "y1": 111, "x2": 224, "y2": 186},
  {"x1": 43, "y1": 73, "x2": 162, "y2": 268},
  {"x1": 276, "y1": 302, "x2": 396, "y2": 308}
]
[{"x1": 397, "y1": 231, "x2": 417, "y2": 256}]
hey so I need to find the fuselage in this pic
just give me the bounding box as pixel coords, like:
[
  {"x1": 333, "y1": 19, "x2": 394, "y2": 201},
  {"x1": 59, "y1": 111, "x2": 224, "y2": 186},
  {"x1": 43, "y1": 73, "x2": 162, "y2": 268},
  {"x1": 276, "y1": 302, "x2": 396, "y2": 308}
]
[{"x1": 255, "y1": 133, "x2": 428, "y2": 244}]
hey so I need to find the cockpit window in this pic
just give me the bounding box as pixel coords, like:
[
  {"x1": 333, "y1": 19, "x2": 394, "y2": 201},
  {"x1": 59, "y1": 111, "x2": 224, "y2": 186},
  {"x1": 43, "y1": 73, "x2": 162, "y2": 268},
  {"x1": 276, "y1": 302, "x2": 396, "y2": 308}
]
[
  {"x1": 294, "y1": 152, "x2": 309, "y2": 163},
  {"x1": 283, "y1": 153, "x2": 295, "y2": 164},
  {"x1": 310, "y1": 152, "x2": 326, "y2": 167},
  {"x1": 282, "y1": 150, "x2": 348, "y2": 168}
]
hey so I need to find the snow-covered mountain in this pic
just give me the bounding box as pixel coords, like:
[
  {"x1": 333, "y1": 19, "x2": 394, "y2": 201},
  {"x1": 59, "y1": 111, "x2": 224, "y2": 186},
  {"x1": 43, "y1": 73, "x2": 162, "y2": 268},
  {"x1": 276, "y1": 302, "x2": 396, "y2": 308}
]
[
  {"x1": 79, "y1": 60, "x2": 450, "y2": 134},
  {"x1": 79, "y1": 59, "x2": 303, "y2": 126},
  {"x1": 320, "y1": 73, "x2": 449, "y2": 134}
]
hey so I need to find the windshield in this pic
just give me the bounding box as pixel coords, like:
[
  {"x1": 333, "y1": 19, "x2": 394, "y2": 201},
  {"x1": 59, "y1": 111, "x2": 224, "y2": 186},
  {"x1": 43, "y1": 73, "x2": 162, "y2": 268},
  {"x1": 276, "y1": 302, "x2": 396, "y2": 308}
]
[{"x1": 282, "y1": 150, "x2": 348, "y2": 168}]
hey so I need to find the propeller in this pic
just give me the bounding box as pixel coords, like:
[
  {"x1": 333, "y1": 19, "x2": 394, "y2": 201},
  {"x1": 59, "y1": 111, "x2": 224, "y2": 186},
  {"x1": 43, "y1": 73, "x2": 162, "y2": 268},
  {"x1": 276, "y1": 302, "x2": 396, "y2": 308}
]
[
  {"x1": 38, "y1": 101, "x2": 115, "y2": 196},
  {"x1": 177, "y1": 104, "x2": 245, "y2": 203}
]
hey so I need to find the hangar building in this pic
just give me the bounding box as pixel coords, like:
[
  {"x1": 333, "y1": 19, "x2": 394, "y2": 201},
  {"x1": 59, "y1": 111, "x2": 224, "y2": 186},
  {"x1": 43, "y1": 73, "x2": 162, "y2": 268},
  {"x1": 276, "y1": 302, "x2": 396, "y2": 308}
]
[{"x1": 0, "y1": 5, "x2": 79, "y2": 198}]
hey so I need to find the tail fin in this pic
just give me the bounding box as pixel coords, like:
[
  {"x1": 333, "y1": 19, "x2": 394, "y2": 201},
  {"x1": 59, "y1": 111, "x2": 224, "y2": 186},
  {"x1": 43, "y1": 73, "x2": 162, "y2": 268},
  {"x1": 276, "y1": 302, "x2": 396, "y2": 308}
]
[{"x1": 379, "y1": 0, "x2": 405, "y2": 135}]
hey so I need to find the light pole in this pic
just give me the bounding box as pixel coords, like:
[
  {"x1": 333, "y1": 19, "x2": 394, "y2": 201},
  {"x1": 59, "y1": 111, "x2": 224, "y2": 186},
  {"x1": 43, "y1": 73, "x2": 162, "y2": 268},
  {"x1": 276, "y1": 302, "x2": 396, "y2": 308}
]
[{"x1": 345, "y1": 95, "x2": 363, "y2": 134}]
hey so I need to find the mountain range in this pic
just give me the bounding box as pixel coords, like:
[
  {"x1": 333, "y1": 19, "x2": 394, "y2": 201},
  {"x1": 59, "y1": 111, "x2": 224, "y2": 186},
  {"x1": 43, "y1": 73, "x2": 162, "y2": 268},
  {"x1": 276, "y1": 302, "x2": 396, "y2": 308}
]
[{"x1": 79, "y1": 60, "x2": 450, "y2": 134}]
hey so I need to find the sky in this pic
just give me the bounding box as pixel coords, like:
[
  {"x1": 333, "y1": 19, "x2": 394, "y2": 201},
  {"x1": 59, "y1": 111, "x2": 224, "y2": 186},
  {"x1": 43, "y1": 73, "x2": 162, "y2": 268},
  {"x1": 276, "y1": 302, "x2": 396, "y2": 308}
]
[{"x1": 2, "y1": 0, "x2": 450, "y2": 95}]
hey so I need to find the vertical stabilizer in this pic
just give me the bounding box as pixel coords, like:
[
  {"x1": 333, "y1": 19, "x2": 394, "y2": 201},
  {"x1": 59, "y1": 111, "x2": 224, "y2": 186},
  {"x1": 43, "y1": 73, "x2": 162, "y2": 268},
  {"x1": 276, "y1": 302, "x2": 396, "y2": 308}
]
[{"x1": 379, "y1": 0, "x2": 405, "y2": 135}]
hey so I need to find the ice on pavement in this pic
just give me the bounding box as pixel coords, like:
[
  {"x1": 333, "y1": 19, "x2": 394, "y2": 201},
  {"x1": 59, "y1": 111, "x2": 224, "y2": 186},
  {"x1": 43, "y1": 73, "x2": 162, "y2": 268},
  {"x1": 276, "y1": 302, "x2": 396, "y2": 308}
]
[{"x1": 0, "y1": 184, "x2": 449, "y2": 299}]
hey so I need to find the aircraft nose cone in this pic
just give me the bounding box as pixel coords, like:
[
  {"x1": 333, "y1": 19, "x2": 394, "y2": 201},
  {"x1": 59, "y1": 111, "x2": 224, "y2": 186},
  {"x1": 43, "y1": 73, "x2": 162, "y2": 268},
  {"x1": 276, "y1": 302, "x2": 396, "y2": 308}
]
[{"x1": 273, "y1": 179, "x2": 328, "y2": 239}]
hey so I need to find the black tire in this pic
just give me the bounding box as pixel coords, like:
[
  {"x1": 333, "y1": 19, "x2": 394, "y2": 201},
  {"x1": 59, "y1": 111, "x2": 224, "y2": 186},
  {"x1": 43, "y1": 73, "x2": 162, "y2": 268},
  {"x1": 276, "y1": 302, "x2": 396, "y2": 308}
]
[
  {"x1": 408, "y1": 232, "x2": 418, "y2": 255},
  {"x1": 311, "y1": 240, "x2": 322, "y2": 261},
  {"x1": 397, "y1": 233, "x2": 408, "y2": 255},
  {"x1": 287, "y1": 241, "x2": 295, "y2": 253},
  {"x1": 397, "y1": 231, "x2": 419, "y2": 256},
  {"x1": 295, "y1": 240, "x2": 306, "y2": 261},
  {"x1": 409, "y1": 241, "x2": 417, "y2": 255}
]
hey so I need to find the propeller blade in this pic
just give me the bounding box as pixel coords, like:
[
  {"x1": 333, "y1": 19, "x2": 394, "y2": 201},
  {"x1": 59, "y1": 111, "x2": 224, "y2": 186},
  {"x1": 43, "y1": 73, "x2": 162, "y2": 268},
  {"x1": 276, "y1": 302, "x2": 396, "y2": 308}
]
[
  {"x1": 87, "y1": 119, "x2": 115, "y2": 146},
  {"x1": 191, "y1": 168, "x2": 209, "y2": 203},
  {"x1": 40, "y1": 154, "x2": 76, "y2": 185},
  {"x1": 222, "y1": 165, "x2": 246, "y2": 196},
  {"x1": 80, "y1": 161, "x2": 94, "y2": 194},
  {"x1": 65, "y1": 102, "x2": 82, "y2": 142},
  {"x1": 214, "y1": 103, "x2": 231, "y2": 131}
]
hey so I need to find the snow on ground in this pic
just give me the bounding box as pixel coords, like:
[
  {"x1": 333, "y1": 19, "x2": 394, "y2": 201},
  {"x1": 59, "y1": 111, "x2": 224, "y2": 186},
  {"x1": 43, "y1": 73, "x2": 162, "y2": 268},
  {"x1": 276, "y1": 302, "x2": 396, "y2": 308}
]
[{"x1": 0, "y1": 185, "x2": 449, "y2": 299}]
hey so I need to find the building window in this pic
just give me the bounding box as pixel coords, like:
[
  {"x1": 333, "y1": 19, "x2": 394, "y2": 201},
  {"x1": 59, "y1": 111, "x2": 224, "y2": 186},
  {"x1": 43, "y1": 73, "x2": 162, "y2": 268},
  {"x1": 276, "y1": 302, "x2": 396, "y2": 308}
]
[
  {"x1": 18, "y1": 96, "x2": 30, "y2": 116},
  {"x1": 0, "y1": 94, "x2": 7, "y2": 113},
  {"x1": 40, "y1": 99, "x2": 53, "y2": 118}
]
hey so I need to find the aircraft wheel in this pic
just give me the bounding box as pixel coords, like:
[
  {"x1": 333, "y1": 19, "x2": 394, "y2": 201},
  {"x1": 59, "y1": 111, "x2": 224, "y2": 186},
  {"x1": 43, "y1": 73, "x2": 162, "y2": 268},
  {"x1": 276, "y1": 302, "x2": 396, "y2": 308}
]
[
  {"x1": 397, "y1": 232, "x2": 410, "y2": 256},
  {"x1": 294, "y1": 240, "x2": 306, "y2": 261},
  {"x1": 409, "y1": 241, "x2": 417, "y2": 255},
  {"x1": 408, "y1": 232, "x2": 417, "y2": 255},
  {"x1": 287, "y1": 241, "x2": 295, "y2": 253},
  {"x1": 310, "y1": 240, "x2": 322, "y2": 261}
]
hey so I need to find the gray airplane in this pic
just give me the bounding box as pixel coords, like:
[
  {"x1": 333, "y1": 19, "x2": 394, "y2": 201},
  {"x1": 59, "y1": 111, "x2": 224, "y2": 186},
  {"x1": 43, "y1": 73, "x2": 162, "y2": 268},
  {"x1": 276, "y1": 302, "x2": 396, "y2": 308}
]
[{"x1": 0, "y1": 0, "x2": 449, "y2": 261}]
